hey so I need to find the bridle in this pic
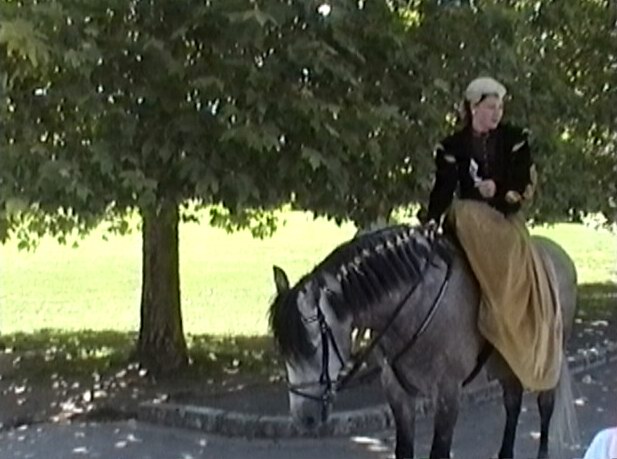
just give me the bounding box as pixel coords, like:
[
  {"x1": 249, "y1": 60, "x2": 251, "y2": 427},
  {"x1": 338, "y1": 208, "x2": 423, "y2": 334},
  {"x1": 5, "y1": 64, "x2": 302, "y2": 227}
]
[
  {"x1": 287, "y1": 305, "x2": 346, "y2": 421},
  {"x1": 286, "y1": 249, "x2": 453, "y2": 421}
]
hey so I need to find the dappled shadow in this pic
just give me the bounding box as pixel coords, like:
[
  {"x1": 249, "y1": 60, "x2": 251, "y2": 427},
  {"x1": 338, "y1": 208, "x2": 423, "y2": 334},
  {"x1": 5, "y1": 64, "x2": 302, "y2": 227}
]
[
  {"x1": 0, "y1": 330, "x2": 284, "y2": 431},
  {"x1": 0, "y1": 330, "x2": 137, "y2": 430},
  {"x1": 575, "y1": 281, "x2": 617, "y2": 307},
  {"x1": 569, "y1": 282, "x2": 617, "y2": 354}
]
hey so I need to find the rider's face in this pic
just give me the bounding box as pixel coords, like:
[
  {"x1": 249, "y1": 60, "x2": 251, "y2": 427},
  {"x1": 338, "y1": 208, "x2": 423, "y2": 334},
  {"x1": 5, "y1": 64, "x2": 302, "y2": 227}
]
[{"x1": 472, "y1": 95, "x2": 504, "y2": 133}]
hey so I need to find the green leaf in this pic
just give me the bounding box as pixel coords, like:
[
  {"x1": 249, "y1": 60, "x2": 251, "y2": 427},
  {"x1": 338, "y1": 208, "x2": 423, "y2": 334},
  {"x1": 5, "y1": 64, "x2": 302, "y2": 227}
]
[
  {"x1": 226, "y1": 8, "x2": 278, "y2": 27},
  {"x1": 192, "y1": 76, "x2": 224, "y2": 92},
  {"x1": 0, "y1": 19, "x2": 50, "y2": 68},
  {"x1": 301, "y1": 147, "x2": 326, "y2": 171},
  {"x1": 4, "y1": 197, "x2": 29, "y2": 215},
  {"x1": 0, "y1": 215, "x2": 9, "y2": 243}
]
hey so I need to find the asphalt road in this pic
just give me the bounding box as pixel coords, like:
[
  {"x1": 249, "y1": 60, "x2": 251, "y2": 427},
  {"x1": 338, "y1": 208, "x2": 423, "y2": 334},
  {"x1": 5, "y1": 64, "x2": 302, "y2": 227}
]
[{"x1": 0, "y1": 359, "x2": 615, "y2": 459}]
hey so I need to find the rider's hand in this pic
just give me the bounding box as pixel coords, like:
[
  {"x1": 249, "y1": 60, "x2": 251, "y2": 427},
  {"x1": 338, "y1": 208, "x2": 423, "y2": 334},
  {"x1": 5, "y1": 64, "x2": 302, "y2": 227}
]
[
  {"x1": 475, "y1": 179, "x2": 496, "y2": 199},
  {"x1": 505, "y1": 190, "x2": 522, "y2": 204},
  {"x1": 422, "y1": 219, "x2": 439, "y2": 239}
]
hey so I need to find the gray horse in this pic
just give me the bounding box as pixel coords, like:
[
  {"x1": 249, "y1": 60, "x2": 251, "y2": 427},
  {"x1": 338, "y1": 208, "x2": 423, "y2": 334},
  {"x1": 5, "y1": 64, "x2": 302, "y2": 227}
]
[{"x1": 269, "y1": 224, "x2": 578, "y2": 459}]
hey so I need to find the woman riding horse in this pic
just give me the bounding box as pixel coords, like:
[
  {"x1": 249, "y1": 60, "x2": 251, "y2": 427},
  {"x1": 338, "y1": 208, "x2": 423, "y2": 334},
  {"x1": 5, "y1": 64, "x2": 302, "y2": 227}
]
[
  {"x1": 423, "y1": 76, "x2": 562, "y2": 391},
  {"x1": 270, "y1": 76, "x2": 577, "y2": 459}
]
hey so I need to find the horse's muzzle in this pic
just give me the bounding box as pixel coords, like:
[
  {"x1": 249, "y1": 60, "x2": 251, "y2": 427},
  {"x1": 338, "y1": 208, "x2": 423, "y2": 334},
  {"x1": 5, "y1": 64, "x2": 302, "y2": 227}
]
[{"x1": 290, "y1": 396, "x2": 332, "y2": 431}]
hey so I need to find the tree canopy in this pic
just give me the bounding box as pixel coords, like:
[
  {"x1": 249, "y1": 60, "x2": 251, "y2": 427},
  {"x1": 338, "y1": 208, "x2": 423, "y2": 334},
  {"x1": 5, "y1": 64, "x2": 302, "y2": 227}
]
[{"x1": 2, "y1": 0, "x2": 615, "y2": 235}]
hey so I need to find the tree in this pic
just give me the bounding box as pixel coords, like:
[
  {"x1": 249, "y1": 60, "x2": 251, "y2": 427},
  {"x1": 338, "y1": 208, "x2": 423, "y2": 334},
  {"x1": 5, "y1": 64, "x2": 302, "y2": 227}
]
[
  {"x1": 1, "y1": 0, "x2": 423, "y2": 372},
  {"x1": 1, "y1": 0, "x2": 615, "y2": 373}
]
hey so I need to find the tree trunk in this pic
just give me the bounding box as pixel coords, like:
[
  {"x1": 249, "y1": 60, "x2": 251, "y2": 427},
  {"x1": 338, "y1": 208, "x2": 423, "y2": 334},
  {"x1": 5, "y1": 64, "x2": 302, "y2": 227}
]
[{"x1": 137, "y1": 201, "x2": 188, "y2": 374}]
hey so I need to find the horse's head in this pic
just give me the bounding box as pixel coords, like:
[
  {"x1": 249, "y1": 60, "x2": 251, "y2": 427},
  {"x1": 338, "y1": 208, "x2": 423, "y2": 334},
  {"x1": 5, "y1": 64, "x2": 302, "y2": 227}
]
[{"x1": 269, "y1": 265, "x2": 353, "y2": 431}]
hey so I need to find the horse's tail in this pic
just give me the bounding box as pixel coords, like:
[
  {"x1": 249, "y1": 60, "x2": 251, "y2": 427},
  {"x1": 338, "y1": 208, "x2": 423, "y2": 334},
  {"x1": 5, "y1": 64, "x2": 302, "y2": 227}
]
[{"x1": 550, "y1": 356, "x2": 581, "y2": 455}]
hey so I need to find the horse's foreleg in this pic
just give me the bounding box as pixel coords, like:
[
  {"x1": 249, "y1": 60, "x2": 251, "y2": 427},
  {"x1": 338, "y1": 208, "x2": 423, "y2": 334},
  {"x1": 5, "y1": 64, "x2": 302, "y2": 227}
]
[
  {"x1": 498, "y1": 377, "x2": 523, "y2": 458},
  {"x1": 429, "y1": 383, "x2": 461, "y2": 459},
  {"x1": 382, "y1": 366, "x2": 416, "y2": 459},
  {"x1": 390, "y1": 393, "x2": 417, "y2": 459},
  {"x1": 536, "y1": 390, "x2": 555, "y2": 459}
]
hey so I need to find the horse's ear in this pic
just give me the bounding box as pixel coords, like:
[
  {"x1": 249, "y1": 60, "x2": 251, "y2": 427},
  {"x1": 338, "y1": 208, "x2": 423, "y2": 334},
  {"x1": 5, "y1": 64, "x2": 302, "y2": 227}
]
[{"x1": 273, "y1": 265, "x2": 290, "y2": 294}]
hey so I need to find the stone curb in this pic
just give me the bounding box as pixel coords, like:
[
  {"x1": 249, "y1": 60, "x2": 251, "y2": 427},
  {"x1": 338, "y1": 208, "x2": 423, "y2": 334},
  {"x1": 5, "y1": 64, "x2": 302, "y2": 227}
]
[{"x1": 137, "y1": 343, "x2": 617, "y2": 439}]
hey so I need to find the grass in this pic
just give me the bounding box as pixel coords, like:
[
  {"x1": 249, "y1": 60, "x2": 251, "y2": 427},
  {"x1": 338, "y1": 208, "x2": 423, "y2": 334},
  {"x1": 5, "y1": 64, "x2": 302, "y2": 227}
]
[
  {"x1": 531, "y1": 224, "x2": 617, "y2": 286},
  {"x1": 0, "y1": 211, "x2": 355, "y2": 336},
  {"x1": 0, "y1": 211, "x2": 615, "y2": 337}
]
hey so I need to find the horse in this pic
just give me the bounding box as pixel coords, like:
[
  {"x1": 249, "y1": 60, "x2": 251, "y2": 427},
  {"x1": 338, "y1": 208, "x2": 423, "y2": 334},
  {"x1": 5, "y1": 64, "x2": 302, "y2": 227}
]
[{"x1": 268, "y1": 224, "x2": 578, "y2": 459}]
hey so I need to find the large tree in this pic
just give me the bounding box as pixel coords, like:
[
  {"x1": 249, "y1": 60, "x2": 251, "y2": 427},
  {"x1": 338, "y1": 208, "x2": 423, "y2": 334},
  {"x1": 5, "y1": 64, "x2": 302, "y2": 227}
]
[
  {"x1": 1, "y1": 0, "x2": 615, "y2": 372},
  {"x1": 1, "y1": 0, "x2": 422, "y2": 372}
]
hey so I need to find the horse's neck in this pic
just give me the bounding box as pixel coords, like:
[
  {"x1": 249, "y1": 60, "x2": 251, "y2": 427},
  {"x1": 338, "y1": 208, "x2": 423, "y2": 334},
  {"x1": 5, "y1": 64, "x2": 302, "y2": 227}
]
[
  {"x1": 323, "y1": 231, "x2": 457, "y2": 333},
  {"x1": 358, "y1": 247, "x2": 453, "y2": 335}
]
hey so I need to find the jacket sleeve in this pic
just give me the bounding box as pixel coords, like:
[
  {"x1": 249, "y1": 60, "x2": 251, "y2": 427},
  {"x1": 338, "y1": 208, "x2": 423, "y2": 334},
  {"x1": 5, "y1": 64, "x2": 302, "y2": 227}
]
[
  {"x1": 496, "y1": 128, "x2": 535, "y2": 213},
  {"x1": 506, "y1": 129, "x2": 533, "y2": 194},
  {"x1": 426, "y1": 141, "x2": 458, "y2": 222}
]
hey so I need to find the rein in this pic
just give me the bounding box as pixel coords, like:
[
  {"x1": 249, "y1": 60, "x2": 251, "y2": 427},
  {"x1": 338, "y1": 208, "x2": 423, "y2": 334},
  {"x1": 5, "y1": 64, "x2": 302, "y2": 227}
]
[
  {"x1": 286, "y1": 242, "x2": 453, "y2": 412},
  {"x1": 389, "y1": 257, "x2": 453, "y2": 367},
  {"x1": 337, "y1": 250, "x2": 453, "y2": 391}
]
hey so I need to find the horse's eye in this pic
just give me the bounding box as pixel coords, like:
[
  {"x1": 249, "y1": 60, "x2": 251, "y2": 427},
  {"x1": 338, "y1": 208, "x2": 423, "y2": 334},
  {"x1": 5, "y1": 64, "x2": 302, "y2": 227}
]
[{"x1": 302, "y1": 314, "x2": 319, "y2": 324}]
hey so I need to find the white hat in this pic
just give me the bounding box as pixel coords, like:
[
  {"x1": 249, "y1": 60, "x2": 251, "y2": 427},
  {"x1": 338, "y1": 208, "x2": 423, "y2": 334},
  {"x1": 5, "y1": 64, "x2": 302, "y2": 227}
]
[{"x1": 464, "y1": 77, "x2": 507, "y2": 105}]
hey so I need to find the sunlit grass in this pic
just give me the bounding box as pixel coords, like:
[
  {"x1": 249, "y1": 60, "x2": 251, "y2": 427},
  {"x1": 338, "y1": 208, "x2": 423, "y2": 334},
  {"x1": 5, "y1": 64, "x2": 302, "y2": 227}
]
[
  {"x1": 0, "y1": 211, "x2": 355, "y2": 335},
  {"x1": 530, "y1": 224, "x2": 616, "y2": 285},
  {"x1": 0, "y1": 211, "x2": 614, "y2": 336}
]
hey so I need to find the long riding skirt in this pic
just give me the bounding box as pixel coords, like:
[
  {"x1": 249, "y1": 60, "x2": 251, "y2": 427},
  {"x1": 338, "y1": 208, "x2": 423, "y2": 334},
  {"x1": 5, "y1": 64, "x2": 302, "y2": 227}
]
[{"x1": 449, "y1": 199, "x2": 563, "y2": 391}]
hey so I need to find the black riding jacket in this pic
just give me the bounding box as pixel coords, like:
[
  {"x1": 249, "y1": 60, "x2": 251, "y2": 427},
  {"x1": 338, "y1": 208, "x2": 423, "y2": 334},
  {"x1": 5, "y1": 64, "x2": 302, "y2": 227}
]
[{"x1": 426, "y1": 123, "x2": 534, "y2": 222}]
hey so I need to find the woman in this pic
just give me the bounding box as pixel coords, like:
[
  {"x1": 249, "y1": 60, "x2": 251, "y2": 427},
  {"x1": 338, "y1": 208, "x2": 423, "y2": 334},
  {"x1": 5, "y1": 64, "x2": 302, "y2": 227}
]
[
  {"x1": 424, "y1": 76, "x2": 562, "y2": 391},
  {"x1": 426, "y1": 76, "x2": 535, "y2": 223}
]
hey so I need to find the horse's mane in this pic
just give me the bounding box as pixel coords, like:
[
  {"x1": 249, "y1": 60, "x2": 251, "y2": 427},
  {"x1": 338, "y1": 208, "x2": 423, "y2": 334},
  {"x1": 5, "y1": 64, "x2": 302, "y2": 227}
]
[{"x1": 269, "y1": 225, "x2": 440, "y2": 359}]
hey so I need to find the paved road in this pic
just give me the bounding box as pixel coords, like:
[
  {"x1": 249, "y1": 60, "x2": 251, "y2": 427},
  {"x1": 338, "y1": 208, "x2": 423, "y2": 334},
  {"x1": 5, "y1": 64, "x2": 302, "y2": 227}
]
[{"x1": 1, "y1": 360, "x2": 615, "y2": 459}]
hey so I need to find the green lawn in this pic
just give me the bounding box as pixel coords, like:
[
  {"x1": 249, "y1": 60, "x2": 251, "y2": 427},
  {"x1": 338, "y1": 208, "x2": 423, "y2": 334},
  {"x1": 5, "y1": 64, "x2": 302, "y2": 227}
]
[{"x1": 1, "y1": 211, "x2": 615, "y2": 336}]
